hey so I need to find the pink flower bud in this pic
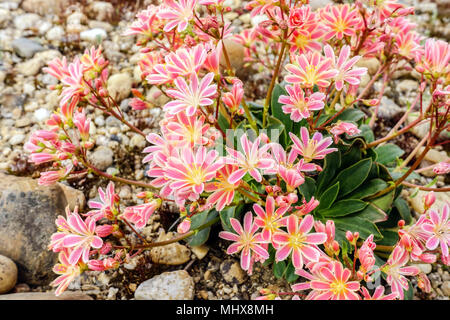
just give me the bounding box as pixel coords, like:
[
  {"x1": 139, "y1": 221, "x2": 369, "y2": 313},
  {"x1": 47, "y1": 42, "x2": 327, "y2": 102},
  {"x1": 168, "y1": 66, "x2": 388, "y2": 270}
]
[
  {"x1": 424, "y1": 191, "x2": 436, "y2": 210},
  {"x1": 346, "y1": 231, "x2": 354, "y2": 242},
  {"x1": 96, "y1": 225, "x2": 115, "y2": 237},
  {"x1": 100, "y1": 242, "x2": 112, "y2": 255},
  {"x1": 177, "y1": 218, "x2": 191, "y2": 234}
]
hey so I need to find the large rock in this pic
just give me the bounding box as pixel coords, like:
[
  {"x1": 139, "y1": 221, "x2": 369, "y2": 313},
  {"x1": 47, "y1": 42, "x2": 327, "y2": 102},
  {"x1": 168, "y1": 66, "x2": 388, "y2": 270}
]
[
  {"x1": 150, "y1": 231, "x2": 191, "y2": 266},
  {"x1": 11, "y1": 38, "x2": 44, "y2": 59},
  {"x1": 135, "y1": 270, "x2": 194, "y2": 300},
  {"x1": 408, "y1": 190, "x2": 450, "y2": 215},
  {"x1": 0, "y1": 173, "x2": 85, "y2": 285},
  {"x1": 0, "y1": 255, "x2": 17, "y2": 294},
  {"x1": 0, "y1": 291, "x2": 93, "y2": 300},
  {"x1": 220, "y1": 259, "x2": 247, "y2": 284},
  {"x1": 107, "y1": 73, "x2": 132, "y2": 101}
]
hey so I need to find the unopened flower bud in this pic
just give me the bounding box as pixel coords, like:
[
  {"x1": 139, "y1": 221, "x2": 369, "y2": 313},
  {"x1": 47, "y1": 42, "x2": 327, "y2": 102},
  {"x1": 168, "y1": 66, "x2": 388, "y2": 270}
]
[
  {"x1": 346, "y1": 231, "x2": 354, "y2": 242},
  {"x1": 177, "y1": 218, "x2": 191, "y2": 234},
  {"x1": 423, "y1": 191, "x2": 435, "y2": 211},
  {"x1": 398, "y1": 219, "x2": 405, "y2": 228}
]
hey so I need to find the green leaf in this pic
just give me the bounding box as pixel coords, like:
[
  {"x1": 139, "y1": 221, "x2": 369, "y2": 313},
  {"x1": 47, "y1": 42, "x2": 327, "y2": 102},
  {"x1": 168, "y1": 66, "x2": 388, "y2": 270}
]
[
  {"x1": 318, "y1": 199, "x2": 368, "y2": 217},
  {"x1": 219, "y1": 204, "x2": 244, "y2": 233},
  {"x1": 375, "y1": 144, "x2": 405, "y2": 166},
  {"x1": 266, "y1": 116, "x2": 287, "y2": 146},
  {"x1": 335, "y1": 108, "x2": 366, "y2": 123},
  {"x1": 332, "y1": 158, "x2": 372, "y2": 197},
  {"x1": 333, "y1": 216, "x2": 383, "y2": 241},
  {"x1": 284, "y1": 262, "x2": 299, "y2": 283},
  {"x1": 298, "y1": 176, "x2": 316, "y2": 201},
  {"x1": 403, "y1": 281, "x2": 414, "y2": 300},
  {"x1": 359, "y1": 124, "x2": 375, "y2": 143},
  {"x1": 271, "y1": 84, "x2": 293, "y2": 134},
  {"x1": 370, "y1": 190, "x2": 395, "y2": 212},
  {"x1": 316, "y1": 182, "x2": 340, "y2": 211},
  {"x1": 353, "y1": 203, "x2": 388, "y2": 223},
  {"x1": 346, "y1": 179, "x2": 388, "y2": 199},
  {"x1": 316, "y1": 151, "x2": 341, "y2": 195},
  {"x1": 186, "y1": 210, "x2": 218, "y2": 246},
  {"x1": 394, "y1": 197, "x2": 412, "y2": 225},
  {"x1": 273, "y1": 260, "x2": 286, "y2": 279},
  {"x1": 376, "y1": 229, "x2": 399, "y2": 246},
  {"x1": 218, "y1": 112, "x2": 230, "y2": 132}
]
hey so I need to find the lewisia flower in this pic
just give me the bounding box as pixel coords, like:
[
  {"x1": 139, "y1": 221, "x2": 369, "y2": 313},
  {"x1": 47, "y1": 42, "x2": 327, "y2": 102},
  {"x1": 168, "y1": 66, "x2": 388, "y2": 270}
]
[
  {"x1": 253, "y1": 196, "x2": 289, "y2": 242},
  {"x1": 86, "y1": 182, "x2": 119, "y2": 221},
  {"x1": 164, "y1": 72, "x2": 217, "y2": 116},
  {"x1": 205, "y1": 164, "x2": 241, "y2": 211},
  {"x1": 225, "y1": 134, "x2": 274, "y2": 184},
  {"x1": 308, "y1": 261, "x2": 360, "y2": 300},
  {"x1": 124, "y1": 5, "x2": 161, "y2": 38},
  {"x1": 162, "y1": 113, "x2": 210, "y2": 147},
  {"x1": 329, "y1": 121, "x2": 361, "y2": 143},
  {"x1": 361, "y1": 286, "x2": 398, "y2": 300},
  {"x1": 357, "y1": 235, "x2": 376, "y2": 277},
  {"x1": 157, "y1": 0, "x2": 197, "y2": 33},
  {"x1": 272, "y1": 214, "x2": 327, "y2": 269},
  {"x1": 165, "y1": 146, "x2": 223, "y2": 198},
  {"x1": 320, "y1": 4, "x2": 361, "y2": 40},
  {"x1": 59, "y1": 58, "x2": 86, "y2": 107},
  {"x1": 50, "y1": 249, "x2": 82, "y2": 296},
  {"x1": 268, "y1": 143, "x2": 305, "y2": 191},
  {"x1": 324, "y1": 45, "x2": 367, "y2": 91},
  {"x1": 122, "y1": 199, "x2": 162, "y2": 229},
  {"x1": 219, "y1": 212, "x2": 269, "y2": 272},
  {"x1": 234, "y1": 29, "x2": 258, "y2": 61},
  {"x1": 285, "y1": 51, "x2": 338, "y2": 88},
  {"x1": 222, "y1": 79, "x2": 244, "y2": 113},
  {"x1": 289, "y1": 28, "x2": 324, "y2": 55},
  {"x1": 278, "y1": 84, "x2": 325, "y2": 122},
  {"x1": 433, "y1": 162, "x2": 450, "y2": 175},
  {"x1": 395, "y1": 30, "x2": 422, "y2": 60},
  {"x1": 289, "y1": 128, "x2": 337, "y2": 162},
  {"x1": 245, "y1": 0, "x2": 276, "y2": 17},
  {"x1": 416, "y1": 39, "x2": 450, "y2": 79},
  {"x1": 38, "y1": 164, "x2": 73, "y2": 186},
  {"x1": 49, "y1": 206, "x2": 103, "y2": 265},
  {"x1": 422, "y1": 203, "x2": 450, "y2": 259},
  {"x1": 383, "y1": 245, "x2": 420, "y2": 299}
]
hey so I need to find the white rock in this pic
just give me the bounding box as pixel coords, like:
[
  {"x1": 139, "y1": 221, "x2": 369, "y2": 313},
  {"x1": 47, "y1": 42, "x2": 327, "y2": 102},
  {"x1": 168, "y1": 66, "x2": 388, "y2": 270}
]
[
  {"x1": 130, "y1": 134, "x2": 146, "y2": 149},
  {"x1": 46, "y1": 26, "x2": 65, "y2": 42},
  {"x1": 409, "y1": 190, "x2": 450, "y2": 215},
  {"x1": 33, "y1": 108, "x2": 50, "y2": 122},
  {"x1": 9, "y1": 134, "x2": 25, "y2": 145},
  {"x1": 107, "y1": 73, "x2": 132, "y2": 101},
  {"x1": 88, "y1": 146, "x2": 114, "y2": 171},
  {"x1": 309, "y1": 0, "x2": 332, "y2": 10},
  {"x1": 87, "y1": 1, "x2": 114, "y2": 22},
  {"x1": 135, "y1": 270, "x2": 194, "y2": 300},
  {"x1": 0, "y1": 255, "x2": 17, "y2": 294},
  {"x1": 13, "y1": 13, "x2": 40, "y2": 30},
  {"x1": 191, "y1": 245, "x2": 209, "y2": 260},
  {"x1": 67, "y1": 12, "x2": 87, "y2": 26},
  {"x1": 80, "y1": 28, "x2": 107, "y2": 43},
  {"x1": 415, "y1": 264, "x2": 432, "y2": 274}
]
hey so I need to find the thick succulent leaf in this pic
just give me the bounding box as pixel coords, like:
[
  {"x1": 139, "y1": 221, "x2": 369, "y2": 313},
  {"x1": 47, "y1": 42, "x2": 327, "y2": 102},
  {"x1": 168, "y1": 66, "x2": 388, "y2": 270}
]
[
  {"x1": 220, "y1": 204, "x2": 245, "y2": 233},
  {"x1": 317, "y1": 182, "x2": 340, "y2": 211},
  {"x1": 347, "y1": 178, "x2": 388, "y2": 199},
  {"x1": 375, "y1": 144, "x2": 405, "y2": 166},
  {"x1": 318, "y1": 199, "x2": 368, "y2": 217},
  {"x1": 394, "y1": 197, "x2": 412, "y2": 225},
  {"x1": 316, "y1": 151, "x2": 341, "y2": 195},
  {"x1": 370, "y1": 190, "x2": 395, "y2": 212},
  {"x1": 353, "y1": 203, "x2": 388, "y2": 223},
  {"x1": 376, "y1": 229, "x2": 399, "y2": 246},
  {"x1": 299, "y1": 176, "x2": 316, "y2": 201},
  {"x1": 186, "y1": 210, "x2": 218, "y2": 246},
  {"x1": 332, "y1": 158, "x2": 373, "y2": 197},
  {"x1": 271, "y1": 84, "x2": 293, "y2": 134},
  {"x1": 333, "y1": 216, "x2": 383, "y2": 241},
  {"x1": 334, "y1": 108, "x2": 366, "y2": 123},
  {"x1": 273, "y1": 260, "x2": 286, "y2": 279}
]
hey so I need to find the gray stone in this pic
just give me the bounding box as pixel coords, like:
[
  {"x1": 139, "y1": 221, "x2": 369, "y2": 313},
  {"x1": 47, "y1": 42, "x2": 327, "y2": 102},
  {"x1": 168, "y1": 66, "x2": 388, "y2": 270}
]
[
  {"x1": 442, "y1": 281, "x2": 450, "y2": 296},
  {"x1": 377, "y1": 96, "x2": 403, "y2": 120},
  {"x1": 135, "y1": 270, "x2": 194, "y2": 300},
  {"x1": 0, "y1": 173, "x2": 85, "y2": 285},
  {"x1": 88, "y1": 146, "x2": 114, "y2": 171},
  {"x1": 11, "y1": 38, "x2": 44, "y2": 58},
  {"x1": 0, "y1": 291, "x2": 93, "y2": 300},
  {"x1": 0, "y1": 255, "x2": 17, "y2": 294}
]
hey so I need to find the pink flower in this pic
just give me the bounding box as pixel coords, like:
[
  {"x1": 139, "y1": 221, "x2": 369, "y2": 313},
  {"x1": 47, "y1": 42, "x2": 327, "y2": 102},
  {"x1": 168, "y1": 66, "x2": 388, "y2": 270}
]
[
  {"x1": 50, "y1": 249, "x2": 82, "y2": 296},
  {"x1": 285, "y1": 51, "x2": 338, "y2": 88},
  {"x1": 422, "y1": 204, "x2": 450, "y2": 258},
  {"x1": 416, "y1": 39, "x2": 450, "y2": 79},
  {"x1": 88, "y1": 257, "x2": 119, "y2": 271},
  {"x1": 320, "y1": 4, "x2": 361, "y2": 40},
  {"x1": 278, "y1": 84, "x2": 325, "y2": 122},
  {"x1": 433, "y1": 162, "x2": 450, "y2": 175},
  {"x1": 122, "y1": 199, "x2": 162, "y2": 229},
  {"x1": 358, "y1": 235, "x2": 376, "y2": 276},
  {"x1": 59, "y1": 58, "x2": 86, "y2": 107},
  {"x1": 383, "y1": 245, "x2": 420, "y2": 299},
  {"x1": 324, "y1": 45, "x2": 367, "y2": 91},
  {"x1": 157, "y1": 0, "x2": 197, "y2": 33},
  {"x1": 288, "y1": 6, "x2": 316, "y2": 29},
  {"x1": 166, "y1": 146, "x2": 223, "y2": 197},
  {"x1": 162, "y1": 113, "x2": 210, "y2": 148},
  {"x1": 245, "y1": 0, "x2": 276, "y2": 17},
  {"x1": 395, "y1": 30, "x2": 422, "y2": 60},
  {"x1": 272, "y1": 214, "x2": 327, "y2": 269},
  {"x1": 253, "y1": 196, "x2": 289, "y2": 242},
  {"x1": 225, "y1": 134, "x2": 275, "y2": 184},
  {"x1": 164, "y1": 72, "x2": 217, "y2": 116},
  {"x1": 308, "y1": 261, "x2": 361, "y2": 300},
  {"x1": 222, "y1": 79, "x2": 244, "y2": 113},
  {"x1": 49, "y1": 206, "x2": 103, "y2": 265},
  {"x1": 73, "y1": 110, "x2": 90, "y2": 141},
  {"x1": 219, "y1": 212, "x2": 269, "y2": 272},
  {"x1": 95, "y1": 225, "x2": 115, "y2": 238},
  {"x1": 124, "y1": 5, "x2": 161, "y2": 37},
  {"x1": 361, "y1": 286, "x2": 398, "y2": 300},
  {"x1": 295, "y1": 197, "x2": 320, "y2": 216},
  {"x1": 268, "y1": 143, "x2": 305, "y2": 191},
  {"x1": 329, "y1": 121, "x2": 361, "y2": 143},
  {"x1": 177, "y1": 217, "x2": 191, "y2": 234},
  {"x1": 87, "y1": 182, "x2": 119, "y2": 221},
  {"x1": 289, "y1": 28, "x2": 324, "y2": 55},
  {"x1": 38, "y1": 165, "x2": 73, "y2": 186},
  {"x1": 289, "y1": 128, "x2": 337, "y2": 162},
  {"x1": 205, "y1": 164, "x2": 240, "y2": 211},
  {"x1": 203, "y1": 41, "x2": 222, "y2": 75}
]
